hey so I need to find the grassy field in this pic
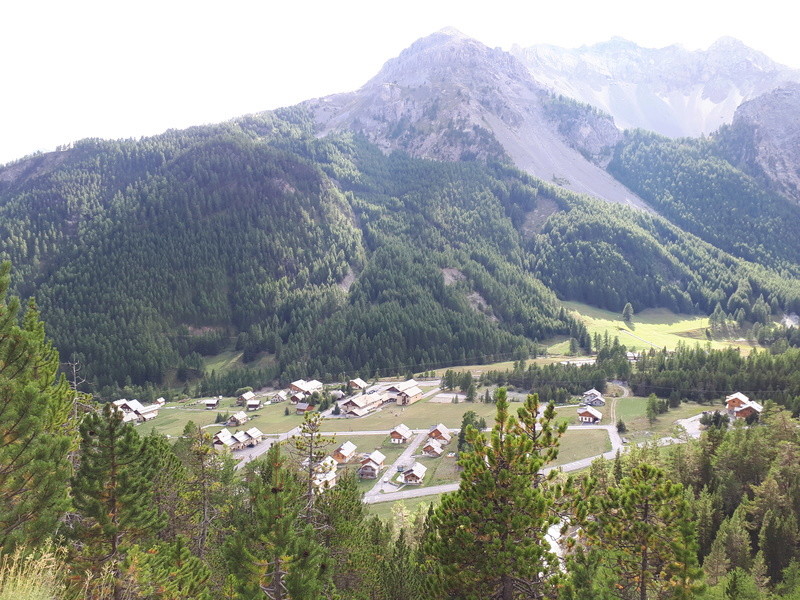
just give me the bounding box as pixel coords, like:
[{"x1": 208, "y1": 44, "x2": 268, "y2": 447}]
[
  {"x1": 556, "y1": 301, "x2": 756, "y2": 353},
  {"x1": 139, "y1": 398, "x2": 307, "y2": 438},
  {"x1": 615, "y1": 396, "x2": 709, "y2": 442},
  {"x1": 366, "y1": 494, "x2": 443, "y2": 521}
]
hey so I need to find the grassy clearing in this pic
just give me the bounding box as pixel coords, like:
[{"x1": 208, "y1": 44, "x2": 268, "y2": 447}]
[
  {"x1": 559, "y1": 300, "x2": 755, "y2": 353},
  {"x1": 202, "y1": 350, "x2": 276, "y2": 374},
  {"x1": 554, "y1": 429, "x2": 610, "y2": 465},
  {"x1": 139, "y1": 398, "x2": 306, "y2": 438},
  {"x1": 615, "y1": 396, "x2": 710, "y2": 442},
  {"x1": 366, "y1": 494, "x2": 443, "y2": 521}
]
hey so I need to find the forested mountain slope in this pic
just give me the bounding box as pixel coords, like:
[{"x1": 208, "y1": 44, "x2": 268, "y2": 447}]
[
  {"x1": 609, "y1": 129, "x2": 800, "y2": 274},
  {"x1": 1, "y1": 106, "x2": 799, "y2": 393}
]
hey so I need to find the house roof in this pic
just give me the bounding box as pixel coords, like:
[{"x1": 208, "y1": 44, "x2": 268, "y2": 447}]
[
  {"x1": 246, "y1": 427, "x2": 264, "y2": 439},
  {"x1": 401, "y1": 385, "x2": 423, "y2": 397},
  {"x1": 204, "y1": 398, "x2": 219, "y2": 405},
  {"x1": 296, "y1": 402, "x2": 313, "y2": 411},
  {"x1": 583, "y1": 388, "x2": 602, "y2": 397},
  {"x1": 246, "y1": 398, "x2": 261, "y2": 406},
  {"x1": 364, "y1": 450, "x2": 385, "y2": 465},
  {"x1": 240, "y1": 391, "x2": 255, "y2": 401},
  {"x1": 214, "y1": 429, "x2": 235, "y2": 446},
  {"x1": 430, "y1": 423, "x2": 451, "y2": 440},
  {"x1": 232, "y1": 431, "x2": 251, "y2": 444},
  {"x1": 726, "y1": 392, "x2": 750, "y2": 404},
  {"x1": 405, "y1": 462, "x2": 428, "y2": 479},
  {"x1": 734, "y1": 400, "x2": 763, "y2": 414},
  {"x1": 274, "y1": 391, "x2": 288, "y2": 400},
  {"x1": 336, "y1": 441, "x2": 357, "y2": 457},
  {"x1": 388, "y1": 379, "x2": 418, "y2": 393},
  {"x1": 578, "y1": 406, "x2": 603, "y2": 419},
  {"x1": 391, "y1": 424, "x2": 413, "y2": 439},
  {"x1": 424, "y1": 439, "x2": 443, "y2": 454},
  {"x1": 349, "y1": 377, "x2": 367, "y2": 388},
  {"x1": 229, "y1": 411, "x2": 248, "y2": 423}
]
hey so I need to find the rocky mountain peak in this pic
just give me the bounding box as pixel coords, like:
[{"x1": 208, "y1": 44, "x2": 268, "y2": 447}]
[
  {"x1": 511, "y1": 37, "x2": 800, "y2": 137},
  {"x1": 303, "y1": 29, "x2": 645, "y2": 209},
  {"x1": 716, "y1": 82, "x2": 800, "y2": 203}
]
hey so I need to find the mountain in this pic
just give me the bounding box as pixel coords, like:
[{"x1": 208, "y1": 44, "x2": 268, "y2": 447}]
[
  {"x1": 1, "y1": 30, "x2": 800, "y2": 394},
  {"x1": 304, "y1": 28, "x2": 649, "y2": 210},
  {"x1": 714, "y1": 83, "x2": 800, "y2": 203},
  {"x1": 511, "y1": 37, "x2": 800, "y2": 138}
]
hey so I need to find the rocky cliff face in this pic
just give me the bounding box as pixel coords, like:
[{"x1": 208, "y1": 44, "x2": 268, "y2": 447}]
[
  {"x1": 304, "y1": 28, "x2": 647, "y2": 210},
  {"x1": 715, "y1": 83, "x2": 800, "y2": 203},
  {"x1": 511, "y1": 37, "x2": 800, "y2": 138}
]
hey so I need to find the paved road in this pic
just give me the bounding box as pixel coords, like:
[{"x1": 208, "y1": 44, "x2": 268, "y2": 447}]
[
  {"x1": 364, "y1": 423, "x2": 624, "y2": 504},
  {"x1": 364, "y1": 431, "x2": 428, "y2": 498}
]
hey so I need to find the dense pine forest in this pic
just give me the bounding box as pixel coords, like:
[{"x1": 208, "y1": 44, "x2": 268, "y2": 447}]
[
  {"x1": 2, "y1": 107, "x2": 800, "y2": 397},
  {"x1": 3, "y1": 263, "x2": 800, "y2": 599}
]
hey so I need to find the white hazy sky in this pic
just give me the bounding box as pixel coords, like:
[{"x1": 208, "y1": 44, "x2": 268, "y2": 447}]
[{"x1": 2, "y1": 0, "x2": 798, "y2": 165}]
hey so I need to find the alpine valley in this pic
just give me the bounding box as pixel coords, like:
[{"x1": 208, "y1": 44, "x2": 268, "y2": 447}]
[{"x1": 2, "y1": 27, "x2": 800, "y2": 396}]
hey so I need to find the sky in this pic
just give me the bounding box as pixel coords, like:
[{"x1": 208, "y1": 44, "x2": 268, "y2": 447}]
[{"x1": 2, "y1": 0, "x2": 798, "y2": 165}]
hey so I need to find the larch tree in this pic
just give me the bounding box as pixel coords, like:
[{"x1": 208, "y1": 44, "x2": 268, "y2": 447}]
[{"x1": 0, "y1": 261, "x2": 74, "y2": 551}]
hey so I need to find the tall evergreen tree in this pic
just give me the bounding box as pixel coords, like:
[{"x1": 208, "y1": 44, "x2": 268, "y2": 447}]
[
  {"x1": 584, "y1": 464, "x2": 704, "y2": 600},
  {"x1": 425, "y1": 388, "x2": 561, "y2": 599},
  {"x1": 71, "y1": 403, "x2": 165, "y2": 599},
  {"x1": 0, "y1": 261, "x2": 74, "y2": 551},
  {"x1": 227, "y1": 445, "x2": 330, "y2": 600}
]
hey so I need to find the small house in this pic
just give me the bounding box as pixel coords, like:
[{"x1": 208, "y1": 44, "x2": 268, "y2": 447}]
[
  {"x1": 204, "y1": 397, "x2": 220, "y2": 410},
  {"x1": 246, "y1": 397, "x2": 262, "y2": 411},
  {"x1": 397, "y1": 385, "x2": 423, "y2": 405},
  {"x1": 290, "y1": 379, "x2": 324, "y2": 395},
  {"x1": 402, "y1": 462, "x2": 427, "y2": 485},
  {"x1": 212, "y1": 428, "x2": 236, "y2": 451},
  {"x1": 312, "y1": 456, "x2": 338, "y2": 492},
  {"x1": 295, "y1": 402, "x2": 315, "y2": 415},
  {"x1": 272, "y1": 391, "x2": 288, "y2": 403},
  {"x1": 422, "y1": 438, "x2": 443, "y2": 457},
  {"x1": 341, "y1": 393, "x2": 385, "y2": 417},
  {"x1": 348, "y1": 378, "x2": 368, "y2": 392},
  {"x1": 390, "y1": 424, "x2": 413, "y2": 444},
  {"x1": 581, "y1": 389, "x2": 605, "y2": 406},
  {"x1": 237, "y1": 390, "x2": 255, "y2": 406},
  {"x1": 428, "y1": 423, "x2": 452, "y2": 444},
  {"x1": 332, "y1": 441, "x2": 358, "y2": 463},
  {"x1": 577, "y1": 406, "x2": 602, "y2": 424},
  {"x1": 358, "y1": 450, "x2": 386, "y2": 479},
  {"x1": 227, "y1": 411, "x2": 249, "y2": 427},
  {"x1": 245, "y1": 427, "x2": 265, "y2": 446},
  {"x1": 112, "y1": 399, "x2": 161, "y2": 423},
  {"x1": 725, "y1": 392, "x2": 763, "y2": 419},
  {"x1": 290, "y1": 391, "x2": 307, "y2": 404}
]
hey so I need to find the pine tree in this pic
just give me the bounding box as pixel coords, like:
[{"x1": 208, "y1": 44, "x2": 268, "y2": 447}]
[
  {"x1": 227, "y1": 445, "x2": 329, "y2": 600},
  {"x1": 622, "y1": 302, "x2": 634, "y2": 323},
  {"x1": 124, "y1": 537, "x2": 213, "y2": 600},
  {"x1": 585, "y1": 463, "x2": 704, "y2": 600},
  {"x1": 71, "y1": 403, "x2": 165, "y2": 599},
  {"x1": 0, "y1": 262, "x2": 74, "y2": 550},
  {"x1": 425, "y1": 388, "x2": 561, "y2": 599},
  {"x1": 288, "y1": 411, "x2": 336, "y2": 524}
]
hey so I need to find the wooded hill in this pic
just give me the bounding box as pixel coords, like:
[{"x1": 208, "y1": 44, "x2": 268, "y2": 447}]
[{"x1": 1, "y1": 107, "x2": 799, "y2": 393}]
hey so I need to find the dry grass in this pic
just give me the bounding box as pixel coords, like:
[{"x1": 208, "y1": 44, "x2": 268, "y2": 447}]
[{"x1": 0, "y1": 545, "x2": 66, "y2": 600}]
